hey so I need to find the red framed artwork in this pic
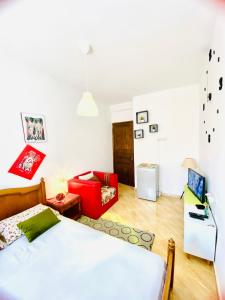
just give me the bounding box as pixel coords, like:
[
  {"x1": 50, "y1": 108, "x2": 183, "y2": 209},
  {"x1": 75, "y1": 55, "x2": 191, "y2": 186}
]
[{"x1": 8, "y1": 145, "x2": 46, "y2": 180}]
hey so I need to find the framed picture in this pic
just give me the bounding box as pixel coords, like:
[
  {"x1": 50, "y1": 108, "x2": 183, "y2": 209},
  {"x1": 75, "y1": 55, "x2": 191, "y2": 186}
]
[
  {"x1": 134, "y1": 129, "x2": 144, "y2": 139},
  {"x1": 8, "y1": 145, "x2": 46, "y2": 180},
  {"x1": 136, "y1": 111, "x2": 149, "y2": 124},
  {"x1": 149, "y1": 124, "x2": 158, "y2": 133},
  {"x1": 21, "y1": 113, "x2": 47, "y2": 143}
]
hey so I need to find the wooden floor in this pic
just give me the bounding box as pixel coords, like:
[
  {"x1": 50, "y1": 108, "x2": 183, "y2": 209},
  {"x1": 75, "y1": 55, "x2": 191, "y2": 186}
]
[{"x1": 103, "y1": 184, "x2": 218, "y2": 300}]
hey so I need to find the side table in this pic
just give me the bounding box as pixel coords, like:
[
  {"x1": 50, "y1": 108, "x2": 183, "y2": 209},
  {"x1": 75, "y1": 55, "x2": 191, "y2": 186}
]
[{"x1": 46, "y1": 193, "x2": 81, "y2": 220}]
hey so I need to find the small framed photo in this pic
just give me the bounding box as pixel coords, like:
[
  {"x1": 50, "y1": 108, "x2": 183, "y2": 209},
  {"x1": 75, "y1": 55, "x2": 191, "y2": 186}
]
[
  {"x1": 149, "y1": 124, "x2": 158, "y2": 133},
  {"x1": 134, "y1": 129, "x2": 144, "y2": 139},
  {"x1": 21, "y1": 113, "x2": 47, "y2": 143},
  {"x1": 136, "y1": 111, "x2": 149, "y2": 124}
]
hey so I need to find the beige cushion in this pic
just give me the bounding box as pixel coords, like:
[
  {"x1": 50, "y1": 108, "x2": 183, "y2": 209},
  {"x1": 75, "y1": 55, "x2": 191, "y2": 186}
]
[{"x1": 78, "y1": 172, "x2": 94, "y2": 181}]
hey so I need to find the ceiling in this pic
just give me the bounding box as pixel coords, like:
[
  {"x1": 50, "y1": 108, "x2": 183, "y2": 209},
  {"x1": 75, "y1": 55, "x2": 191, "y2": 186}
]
[{"x1": 0, "y1": 0, "x2": 217, "y2": 104}]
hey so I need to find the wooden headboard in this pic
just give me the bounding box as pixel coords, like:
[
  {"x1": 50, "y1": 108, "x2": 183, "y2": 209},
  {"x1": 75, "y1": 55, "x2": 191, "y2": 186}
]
[{"x1": 0, "y1": 178, "x2": 46, "y2": 221}]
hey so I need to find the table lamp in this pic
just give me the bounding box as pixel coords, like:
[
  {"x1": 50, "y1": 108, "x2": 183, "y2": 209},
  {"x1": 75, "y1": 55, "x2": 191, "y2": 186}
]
[
  {"x1": 180, "y1": 157, "x2": 198, "y2": 199},
  {"x1": 181, "y1": 158, "x2": 197, "y2": 170}
]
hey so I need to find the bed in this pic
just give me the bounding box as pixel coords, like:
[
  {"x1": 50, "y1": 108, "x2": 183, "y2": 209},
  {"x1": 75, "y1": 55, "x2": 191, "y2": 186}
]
[{"x1": 0, "y1": 178, "x2": 175, "y2": 300}]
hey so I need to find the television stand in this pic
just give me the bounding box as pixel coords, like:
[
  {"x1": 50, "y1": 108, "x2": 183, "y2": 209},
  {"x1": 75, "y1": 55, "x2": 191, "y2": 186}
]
[
  {"x1": 180, "y1": 190, "x2": 184, "y2": 199},
  {"x1": 183, "y1": 186, "x2": 217, "y2": 262}
]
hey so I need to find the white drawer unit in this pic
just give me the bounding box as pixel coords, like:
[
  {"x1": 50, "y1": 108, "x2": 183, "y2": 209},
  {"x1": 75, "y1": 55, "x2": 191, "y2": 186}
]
[
  {"x1": 137, "y1": 163, "x2": 159, "y2": 201},
  {"x1": 184, "y1": 203, "x2": 217, "y2": 262}
]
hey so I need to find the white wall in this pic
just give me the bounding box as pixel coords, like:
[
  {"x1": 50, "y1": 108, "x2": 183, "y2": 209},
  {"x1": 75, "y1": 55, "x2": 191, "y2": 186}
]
[
  {"x1": 0, "y1": 52, "x2": 113, "y2": 197},
  {"x1": 133, "y1": 85, "x2": 199, "y2": 195},
  {"x1": 110, "y1": 102, "x2": 132, "y2": 123},
  {"x1": 199, "y1": 14, "x2": 225, "y2": 298}
]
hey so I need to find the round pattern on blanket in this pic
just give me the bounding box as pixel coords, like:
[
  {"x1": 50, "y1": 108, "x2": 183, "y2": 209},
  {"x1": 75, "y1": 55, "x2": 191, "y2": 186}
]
[
  {"x1": 141, "y1": 233, "x2": 153, "y2": 242},
  {"x1": 79, "y1": 216, "x2": 89, "y2": 224},
  {"x1": 77, "y1": 216, "x2": 155, "y2": 251},
  {"x1": 93, "y1": 223, "x2": 103, "y2": 231},
  {"x1": 104, "y1": 221, "x2": 114, "y2": 228},
  {"x1": 121, "y1": 227, "x2": 131, "y2": 234},
  {"x1": 109, "y1": 228, "x2": 119, "y2": 236},
  {"x1": 128, "y1": 235, "x2": 139, "y2": 244}
]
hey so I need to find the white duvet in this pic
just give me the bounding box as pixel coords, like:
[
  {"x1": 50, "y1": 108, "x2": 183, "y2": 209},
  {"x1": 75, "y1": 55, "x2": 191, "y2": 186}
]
[{"x1": 0, "y1": 216, "x2": 165, "y2": 300}]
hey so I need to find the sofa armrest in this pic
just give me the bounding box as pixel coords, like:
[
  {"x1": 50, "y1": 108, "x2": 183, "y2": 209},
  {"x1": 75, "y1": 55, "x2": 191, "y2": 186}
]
[
  {"x1": 108, "y1": 173, "x2": 118, "y2": 188},
  {"x1": 68, "y1": 178, "x2": 103, "y2": 217}
]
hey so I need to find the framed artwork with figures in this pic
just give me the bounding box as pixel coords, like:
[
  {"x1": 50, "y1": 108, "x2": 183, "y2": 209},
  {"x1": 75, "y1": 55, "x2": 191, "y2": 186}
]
[
  {"x1": 8, "y1": 145, "x2": 46, "y2": 180},
  {"x1": 21, "y1": 113, "x2": 47, "y2": 143}
]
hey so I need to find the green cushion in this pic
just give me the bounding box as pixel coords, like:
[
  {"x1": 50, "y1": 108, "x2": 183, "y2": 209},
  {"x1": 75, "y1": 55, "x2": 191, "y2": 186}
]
[{"x1": 17, "y1": 208, "x2": 60, "y2": 242}]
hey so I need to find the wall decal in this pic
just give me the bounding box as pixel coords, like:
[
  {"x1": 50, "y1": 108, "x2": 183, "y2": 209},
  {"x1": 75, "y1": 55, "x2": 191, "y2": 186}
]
[
  {"x1": 134, "y1": 129, "x2": 144, "y2": 139},
  {"x1": 208, "y1": 134, "x2": 211, "y2": 143},
  {"x1": 8, "y1": 145, "x2": 46, "y2": 180},
  {"x1": 149, "y1": 124, "x2": 158, "y2": 133},
  {"x1": 202, "y1": 49, "x2": 220, "y2": 145},
  {"x1": 219, "y1": 77, "x2": 223, "y2": 90},
  {"x1": 136, "y1": 111, "x2": 149, "y2": 124},
  {"x1": 208, "y1": 93, "x2": 212, "y2": 101},
  {"x1": 21, "y1": 113, "x2": 47, "y2": 143},
  {"x1": 209, "y1": 49, "x2": 212, "y2": 62}
]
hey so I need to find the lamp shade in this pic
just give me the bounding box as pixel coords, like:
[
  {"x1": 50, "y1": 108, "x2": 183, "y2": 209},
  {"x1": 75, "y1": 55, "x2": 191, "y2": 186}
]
[
  {"x1": 181, "y1": 158, "x2": 197, "y2": 169},
  {"x1": 77, "y1": 92, "x2": 99, "y2": 117}
]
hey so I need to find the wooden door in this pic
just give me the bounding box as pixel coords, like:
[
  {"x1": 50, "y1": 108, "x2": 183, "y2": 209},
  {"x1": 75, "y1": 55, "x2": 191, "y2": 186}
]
[{"x1": 113, "y1": 121, "x2": 134, "y2": 187}]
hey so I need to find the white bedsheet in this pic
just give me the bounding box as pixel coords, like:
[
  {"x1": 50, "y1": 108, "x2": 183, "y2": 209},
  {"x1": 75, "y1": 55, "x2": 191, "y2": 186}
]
[{"x1": 0, "y1": 216, "x2": 165, "y2": 300}]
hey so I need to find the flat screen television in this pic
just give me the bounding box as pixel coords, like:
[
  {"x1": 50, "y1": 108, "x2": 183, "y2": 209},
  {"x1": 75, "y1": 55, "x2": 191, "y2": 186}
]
[{"x1": 188, "y1": 168, "x2": 206, "y2": 203}]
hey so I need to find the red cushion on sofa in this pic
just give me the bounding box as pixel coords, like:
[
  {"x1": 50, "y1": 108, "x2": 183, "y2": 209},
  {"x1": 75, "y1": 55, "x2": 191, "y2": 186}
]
[{"x1": 89, "y1": 175, "x2": 102, "y2": 184}]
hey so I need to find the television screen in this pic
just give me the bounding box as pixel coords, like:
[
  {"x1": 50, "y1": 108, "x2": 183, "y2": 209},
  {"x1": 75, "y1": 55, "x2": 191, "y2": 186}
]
[{"x1": 188, "y1": 169, "x2": 205, "y2": 203}]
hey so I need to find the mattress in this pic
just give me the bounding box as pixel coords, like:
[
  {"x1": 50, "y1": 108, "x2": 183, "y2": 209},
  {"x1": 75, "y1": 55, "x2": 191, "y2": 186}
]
[{"x1": 0, "y1": 216, "x2": 165, "y2": 300}]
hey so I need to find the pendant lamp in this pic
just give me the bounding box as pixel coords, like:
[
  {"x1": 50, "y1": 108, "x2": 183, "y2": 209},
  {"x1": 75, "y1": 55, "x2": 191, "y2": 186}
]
[{"x1": 77, "y1": 41, "x2": 98, "y2": 117}]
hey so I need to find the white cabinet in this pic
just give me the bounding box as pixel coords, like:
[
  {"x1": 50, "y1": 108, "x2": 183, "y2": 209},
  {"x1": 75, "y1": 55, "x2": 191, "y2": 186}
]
[
  {"x1": 137, "y1": 163, "x2": 159, "y2": 201},
  {"x1": 184, "y1": 203, "x2": 217, "y2": 262}
]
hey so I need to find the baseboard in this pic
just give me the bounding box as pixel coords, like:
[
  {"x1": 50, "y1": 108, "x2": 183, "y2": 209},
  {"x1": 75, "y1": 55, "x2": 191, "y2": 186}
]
[
  {"x1": 161, "y1": 193, "x2": 180, "y2": 198},
  {"x1": 134, "y1": 189, "x2": 180, "y2": 199},
  {"x1": 214, "y1": 263, "x2": 222, "y2": 300}
]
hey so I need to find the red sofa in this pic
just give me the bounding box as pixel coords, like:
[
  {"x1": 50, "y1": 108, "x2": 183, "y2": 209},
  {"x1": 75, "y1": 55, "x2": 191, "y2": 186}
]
[{"x1": 68, "y1": 171, "x2": 118, "y2": 219}]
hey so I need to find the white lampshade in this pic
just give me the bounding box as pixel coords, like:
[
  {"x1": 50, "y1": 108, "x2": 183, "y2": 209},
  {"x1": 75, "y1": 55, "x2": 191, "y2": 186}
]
[
  {"x1": 77, "y1": 92, "x2": 99, "y2": 117},
  {"x1": 181, "y1": 157, "x2": 197, "y2": 170}
]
